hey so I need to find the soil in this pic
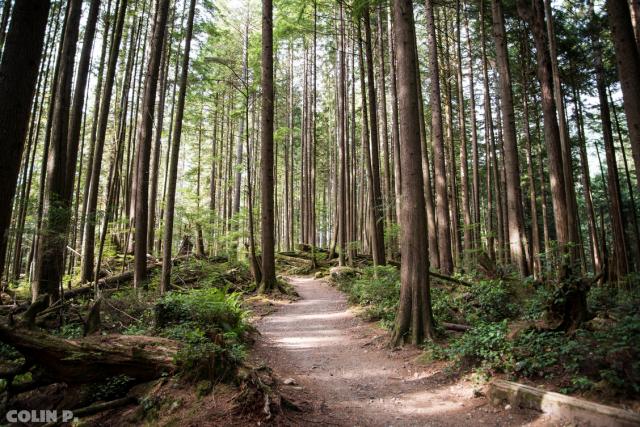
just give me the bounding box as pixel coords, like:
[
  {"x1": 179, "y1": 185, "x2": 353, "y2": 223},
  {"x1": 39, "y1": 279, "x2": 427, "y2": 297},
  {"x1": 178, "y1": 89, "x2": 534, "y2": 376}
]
[{"x1": 252, "y1": 276, "x2": 559, "y2": 426}]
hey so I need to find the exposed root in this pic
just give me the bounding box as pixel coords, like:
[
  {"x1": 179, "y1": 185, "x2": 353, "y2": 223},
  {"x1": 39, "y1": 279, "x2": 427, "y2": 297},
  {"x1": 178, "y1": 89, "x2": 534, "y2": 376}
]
[{"x1": 231, "y1": 365, "x2": 304, "y2": 422}]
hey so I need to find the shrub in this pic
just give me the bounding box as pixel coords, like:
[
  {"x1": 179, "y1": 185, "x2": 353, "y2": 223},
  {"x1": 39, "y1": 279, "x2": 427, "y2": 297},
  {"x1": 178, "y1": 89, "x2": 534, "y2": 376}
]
[
  {"x1": 465, "y1": 280, "x2": 520, "y2": 323},
  {"x1": 156, "y1": 288, "x2": 249, "y2": 381},
  {"x1": 156, "y1": 288, "x2": 247, "y2": 335},
  {"x1": 446, "y1": 321, "x2": 512, "y2": 372},
  {"x1": 345, "y1": 265, "x2": 400, "y2": 328}
]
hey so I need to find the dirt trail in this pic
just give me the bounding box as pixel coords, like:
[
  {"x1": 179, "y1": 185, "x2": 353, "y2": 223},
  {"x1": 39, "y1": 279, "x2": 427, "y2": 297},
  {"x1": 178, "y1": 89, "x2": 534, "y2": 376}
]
[{"x1": 253, "y1": 276, "x2": 555, "y2": 426}]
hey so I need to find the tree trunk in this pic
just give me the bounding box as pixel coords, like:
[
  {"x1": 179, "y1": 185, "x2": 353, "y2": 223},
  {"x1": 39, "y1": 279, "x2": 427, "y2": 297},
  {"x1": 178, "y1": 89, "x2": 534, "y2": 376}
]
[
  {"x1": 364, "y1": 6, "x2": 386, "y2": 266},
  {"x1": 594, "y1": 31, "x2": 629, "y2": 279},
  {"x1": 160, "y1": 0, "x2": 196, "y2": 295},
  {"x1": 0, "y1": 324, "x2": 177, "y2": 383},
  {"x1": 491, "y1": 0, "x2": 529, "y2": 276},
  {"x1": 337, "y1": 2, "x2": 347, "y2": 266},
  {"x1": 606, "y1": 0, "x2": 640, "y2": 192},
  {"x1": 0, "y1": 0, "x2": 51, "y2": 281},
  {"x1": 520, "y1": 34, "x2": 542, "y2": 278},
  {"x1": 388, "y1": 10, "x2": 403, "y2": 258},
  {"x1": 376, "y1": 6, "x2": 393, "y2": 237},
  {"x1": 517, "y1": 0, "x2": 571, "y2": 268},
  {"x1": 33, "y1": 0, "x2": 84, "y2": 303},
  {"x1": 543, "y1": 0, "x2": 580, "y2": 263},
  {"x1": 456, "y1": 0, "x2": 472, "y2": 268},
  {"x1": 148, "y1": 28, "x2": 172, "y2": 254},
  {"x1": 425, "y1": 0, "x2": 453, "y2": 275},
  {"x1": 391, "y1": 0, "x2": 436, "y2": 346},
  {"x1": 464, "y1": 6, "x2": 481, "y2": 252},
  {"x1": 80, "y1": 0, "x2": 129, "y2": 284},
  {"x1": 258, "y1": 0, "x2": 277, "y2": 292},
  {"x1": 134, "y1": 0, "x2": 170, "y2": 289}
]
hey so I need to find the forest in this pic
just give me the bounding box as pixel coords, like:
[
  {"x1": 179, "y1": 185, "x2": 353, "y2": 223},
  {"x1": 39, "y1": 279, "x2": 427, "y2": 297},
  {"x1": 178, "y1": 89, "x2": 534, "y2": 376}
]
[{"x1": 0, "y1": 0, "x2": 639, "y2": 424}]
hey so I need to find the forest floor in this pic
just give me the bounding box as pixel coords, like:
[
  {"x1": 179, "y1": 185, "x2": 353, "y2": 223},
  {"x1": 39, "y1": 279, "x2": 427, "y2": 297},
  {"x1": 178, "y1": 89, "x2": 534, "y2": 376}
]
[{"x1": 252, "y1": 276, "x2": 558, "y2": 426}]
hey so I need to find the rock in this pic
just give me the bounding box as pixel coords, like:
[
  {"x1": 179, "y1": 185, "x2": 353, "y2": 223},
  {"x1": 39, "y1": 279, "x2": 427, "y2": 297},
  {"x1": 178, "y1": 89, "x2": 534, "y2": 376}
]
[
  {"x1": 505, "y1": 404, "x2": 512, "y2": 410},
  {"x1": 283, "y1": 378, "x2": 297, "y2": 385}
]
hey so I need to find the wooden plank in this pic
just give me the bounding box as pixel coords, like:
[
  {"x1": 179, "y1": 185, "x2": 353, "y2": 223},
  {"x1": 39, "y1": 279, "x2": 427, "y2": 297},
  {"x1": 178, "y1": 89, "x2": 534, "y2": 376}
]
[{"x1": 488, "y1": 379, "x2": 640, "y2": 427}]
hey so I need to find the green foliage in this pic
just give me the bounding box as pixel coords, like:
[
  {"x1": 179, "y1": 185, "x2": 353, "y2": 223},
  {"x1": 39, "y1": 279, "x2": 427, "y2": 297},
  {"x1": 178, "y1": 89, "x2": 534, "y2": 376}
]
[
  {"x1": 430, "y1": 279, "x2": 520, "y2": 325},
  {"x1": 512, "y1": 330, "x2": 581, "y2": 378},
  {"x1": 465, "y1": 280, "x2": 520, "y2": 323},
  {"x1": 157, "y1": 288, "x2": 247, "y2": 334},
  {"x1": 54, "y1": 323, "x2": 84, "y2": 339},
  {"x1": 336, "y1": 265, "x2": 400, "y2": 328},
  {"x1": 446, "y1": 321, "x2": 513, "y2": 372},
  {"x1": 0, "y1": 342, "x2": 21, "y2": 360},
  {"x1": 89, "y1": 375, "x2": 136, "y2": 401},
  {"x1": 156, "y1": 287, "x2": 249, "y2": 381},
  {"x1": 522, "y1": 284, "x2": 554, "y2": 320},
  {"x1": 441, "y1": 314, "x2": 640, "y2": 396}
]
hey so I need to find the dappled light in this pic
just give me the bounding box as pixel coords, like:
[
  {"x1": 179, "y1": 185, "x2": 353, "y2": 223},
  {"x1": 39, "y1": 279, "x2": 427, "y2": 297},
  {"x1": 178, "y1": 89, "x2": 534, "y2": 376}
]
[{"x1": 0, "y1": 0, "x2": 638, "y2": 423}]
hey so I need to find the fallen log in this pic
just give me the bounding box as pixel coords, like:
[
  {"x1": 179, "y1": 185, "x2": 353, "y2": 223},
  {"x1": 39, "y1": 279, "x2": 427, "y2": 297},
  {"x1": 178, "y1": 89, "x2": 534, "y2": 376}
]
[
  {"x1": 488, "y1": 379, "x2": 640, "y2": 427},
  {"x1": 41, "y1": 397, "x2": 138, "y2": 427},
  {"x1": 442, "y1": 322, "x2": 472, "y2": 332},
  {"x1": 73, "y1": 396, "x2": 137, "y2": 418},
  {"x1": 0, "y1": 324, "x2": 177, "y2": 383}
]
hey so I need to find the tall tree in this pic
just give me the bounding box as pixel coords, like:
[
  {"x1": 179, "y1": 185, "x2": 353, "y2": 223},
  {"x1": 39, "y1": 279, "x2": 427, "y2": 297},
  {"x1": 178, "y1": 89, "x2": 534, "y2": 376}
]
[
  {"x1": 0, "y1": 0, "x2": 51, "y2": 280},
  {"x1": 425, "y1": 0, "x2": 453, "y2": 274},
  {"x1": 34, "y1": 0, "x2": 100, "y2": 302},
  {"x1": 259, "y1": 0, "x2": 277, "y2": 292},
  {"x1": 133, "y1": 0, "x2": 170, "y2": 289},
  {"x1": 363, "y1": 5, "x2": 386, "y2": 266},
  {"x1": 517, "y1": 0, "x2": 571, "y2": 265},
  {"x1": 391, "y1": 0, "x2": 436, "y2": 346},
  {"x1": 490, "y1": 0, "x2": 529, "y2": 275},
  {"x1": 606, "y1": 0, "x2": 640, "y2": 191},
  {"x1": 80, "y1": 0, "x2": 129, "y2": 284},
  {"x1": 592, "y1": 14, "x2": 629, "y2": 278},
  {"x1": 160, "y1": 0, "x2": 196, "y2": 294}
]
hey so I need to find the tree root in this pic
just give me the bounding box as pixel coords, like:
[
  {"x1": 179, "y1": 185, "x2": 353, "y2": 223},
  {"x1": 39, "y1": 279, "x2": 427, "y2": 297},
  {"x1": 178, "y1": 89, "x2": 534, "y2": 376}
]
[{"x1": 231, "y1": 365, "x2": 304, "y2": 422}]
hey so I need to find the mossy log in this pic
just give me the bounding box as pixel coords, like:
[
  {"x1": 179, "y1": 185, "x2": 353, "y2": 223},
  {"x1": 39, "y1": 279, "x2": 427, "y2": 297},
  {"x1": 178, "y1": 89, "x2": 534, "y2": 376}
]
[
  {"x1": 488, "y1": 379, "x2": 640, "y2": 426},
  {"x1": 0, "y1": 324, "x2": 177, "y2": 383}
]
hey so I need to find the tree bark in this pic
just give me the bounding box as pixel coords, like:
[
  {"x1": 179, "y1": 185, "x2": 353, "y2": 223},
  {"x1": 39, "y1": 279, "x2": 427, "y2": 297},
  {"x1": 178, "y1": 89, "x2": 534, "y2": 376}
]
[
  {"x1": 517, "y1": 0, "x2": 571, "y2": 267},
  {"x1": 258, "y1": 0, "x2": 277, "y2": 292},
  {"x1": 593, "y1": 30, "x2": 629, "y2": 279},
  {"x1": 80, "y1": 0, "x2": 128, "y2": 284},
  {"x1": 606, "y1": 0, "x2": 640, "y2": 192},
  {"x1": 425, "y1": 0, "x2": 453, "y2": 275},
  {"x1": 160, "y1": 0, "x2": 196, "y2": 295},
  {"x1": 391, "y1": 0, "x2": 436, "y2": 346},
  {"x1": 363, "y1": 6, "x2": 386, "y2": 266},
  {"x1": 0, "y1": 0, "x2": 51, "y2": 281},
  {"x1": 134, "y1": 0, "x2": 170, "y2": 289},
  {"x1": 491, "y1": 0, "x2": 529, "y2": 276},
  {"x1": 0, "y1": 324, "x2": 177, "y2": 383}
]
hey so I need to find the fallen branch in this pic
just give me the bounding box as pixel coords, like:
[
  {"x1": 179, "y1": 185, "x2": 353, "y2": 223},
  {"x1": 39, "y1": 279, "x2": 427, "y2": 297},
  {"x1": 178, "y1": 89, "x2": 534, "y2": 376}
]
[{"x1": 428, "y1": 271, "x2": 473, "y2": 287}]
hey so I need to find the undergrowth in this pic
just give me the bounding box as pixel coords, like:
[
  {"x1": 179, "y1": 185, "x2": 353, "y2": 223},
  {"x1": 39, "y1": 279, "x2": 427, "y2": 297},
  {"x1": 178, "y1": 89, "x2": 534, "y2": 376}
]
[{"x1": 331, "y1": 265, "x2": 640, "y2": 398}]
